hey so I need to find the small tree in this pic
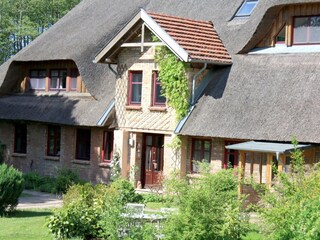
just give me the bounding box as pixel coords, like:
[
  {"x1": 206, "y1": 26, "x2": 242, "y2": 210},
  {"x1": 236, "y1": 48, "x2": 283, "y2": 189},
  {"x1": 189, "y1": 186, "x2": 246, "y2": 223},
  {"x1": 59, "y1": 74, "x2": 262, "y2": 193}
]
[
  {"x1": 0, "y1": 164, "x2": 24, "y2": 214},
  {"x1": 163, "y1": 165, "x2": 249, "y2": 240},
  {"x1": 259, "y1": 138, "x2": 320, "y2": 239}
]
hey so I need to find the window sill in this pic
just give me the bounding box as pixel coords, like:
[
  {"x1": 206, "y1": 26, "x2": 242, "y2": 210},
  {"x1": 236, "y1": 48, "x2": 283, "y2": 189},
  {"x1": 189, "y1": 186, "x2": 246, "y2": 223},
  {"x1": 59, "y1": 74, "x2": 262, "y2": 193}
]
[
  {"x1": 12, "y1": 153, "x2": 27, "y2": 158},
  {"x1": 44, "y1": 156, "x2": 60, "y2": 161},
  {"x1": 148, "y1": 106, "x2": 167, "y2": 112},
  {"x1": 72, "y1": 159, "x2": 90, "y2": 165},
  {"x1": 99, "y1": 162, "x2": 112, "y2": 168},
  {"x1": 125, "y1": 105, "x2": 142, "y2": 111}
]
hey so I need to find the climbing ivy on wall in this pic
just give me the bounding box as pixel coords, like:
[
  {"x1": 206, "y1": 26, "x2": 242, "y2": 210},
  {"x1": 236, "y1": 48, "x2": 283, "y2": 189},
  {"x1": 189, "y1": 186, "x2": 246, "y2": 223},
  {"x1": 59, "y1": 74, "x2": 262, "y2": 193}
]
[{"x1": 154, "y1": 46, "x2": 190, "y2": 121}]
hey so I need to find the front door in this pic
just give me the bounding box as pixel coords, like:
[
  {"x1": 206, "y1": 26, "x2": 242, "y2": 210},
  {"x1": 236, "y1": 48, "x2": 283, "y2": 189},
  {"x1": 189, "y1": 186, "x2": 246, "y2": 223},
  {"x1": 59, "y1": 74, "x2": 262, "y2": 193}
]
[{"x1": 142, "y1": 134, "x2": 164, "y2": 187}]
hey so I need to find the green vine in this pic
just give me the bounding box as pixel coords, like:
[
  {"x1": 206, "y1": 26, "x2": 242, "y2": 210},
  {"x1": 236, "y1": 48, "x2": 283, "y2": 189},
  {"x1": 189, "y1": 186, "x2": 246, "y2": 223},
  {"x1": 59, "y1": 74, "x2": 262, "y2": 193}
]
[{"x1": 154, "y1": 46, "x2": 190, "y2": 121}]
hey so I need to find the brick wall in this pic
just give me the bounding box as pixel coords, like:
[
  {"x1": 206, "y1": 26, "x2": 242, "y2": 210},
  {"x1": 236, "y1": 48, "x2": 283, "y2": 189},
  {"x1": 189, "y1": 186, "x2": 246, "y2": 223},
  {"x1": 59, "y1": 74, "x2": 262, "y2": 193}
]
[{"x1": 0, "y1": 121, "x2": 111, "y2": 184}]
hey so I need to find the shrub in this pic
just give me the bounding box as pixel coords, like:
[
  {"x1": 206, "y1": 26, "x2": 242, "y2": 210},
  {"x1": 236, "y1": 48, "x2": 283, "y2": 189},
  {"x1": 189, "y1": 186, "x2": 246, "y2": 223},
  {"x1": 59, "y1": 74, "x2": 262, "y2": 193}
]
[
  {"x1": 141, "y1": 193, "x2": 164, "y2": 203},
  {"x1": 48, "y1": 182, "x2": 156, "y2": 239},
  {"x1": 53, "y1": 168, "x2": 83, "y2": 194},
  {"x1": 47, "y1": 183, "x2": 110, "y2": 239},
  {"x1": 162, "y1": 167, "x2": 249, "y2": 240},
  {"x1": 23, "y1": 172, "x2": 43, "y2": 190},
  {"x1": 258, "y1": 139, "x2": 320, "y2": 240},
  {"x1": 23, "y1": 168, "x2": 83, "y2": 194},
  {"x1": 0, "y1": 164, "x2": 24, "y2": 214},
  {"x1": 110, "y1": 178, "x2": 137, "y2": 204}
]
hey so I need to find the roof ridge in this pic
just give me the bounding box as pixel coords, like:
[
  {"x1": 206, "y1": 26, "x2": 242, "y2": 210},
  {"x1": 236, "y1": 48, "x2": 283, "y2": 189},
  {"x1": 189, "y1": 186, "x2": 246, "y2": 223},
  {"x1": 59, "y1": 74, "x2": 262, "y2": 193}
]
[{"x1": 147, "y1": 11, "x2": 213, "y2": 27}]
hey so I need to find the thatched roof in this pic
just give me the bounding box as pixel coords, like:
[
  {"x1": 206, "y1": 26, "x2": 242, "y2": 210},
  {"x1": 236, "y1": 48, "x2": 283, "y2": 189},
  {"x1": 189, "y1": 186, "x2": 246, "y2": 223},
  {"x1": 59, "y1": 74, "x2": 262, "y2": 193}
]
[
  {"x1": 0, "y1": 0, "x2": 319, "y2": 135},
  {"x1": 180, "y1": 54, "x2": 320, "y2": 143}
]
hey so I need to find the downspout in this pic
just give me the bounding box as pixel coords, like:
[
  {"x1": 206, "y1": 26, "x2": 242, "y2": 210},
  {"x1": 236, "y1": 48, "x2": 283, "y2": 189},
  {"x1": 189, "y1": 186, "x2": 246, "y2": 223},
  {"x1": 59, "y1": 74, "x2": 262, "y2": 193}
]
[
  {"x1": 108, "y1": 64, "x2": 118, "y2": 76},
  {"x1": 192, "y1": 63, "x2": 207, "y2": 105}
]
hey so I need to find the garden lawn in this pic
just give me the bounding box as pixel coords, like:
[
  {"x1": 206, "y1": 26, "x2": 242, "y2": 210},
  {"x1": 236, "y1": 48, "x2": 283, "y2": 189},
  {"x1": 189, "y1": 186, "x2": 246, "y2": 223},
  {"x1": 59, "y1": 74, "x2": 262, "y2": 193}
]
[{"x1": 0, "y1": 209, "x2": 53, "y2": 240}]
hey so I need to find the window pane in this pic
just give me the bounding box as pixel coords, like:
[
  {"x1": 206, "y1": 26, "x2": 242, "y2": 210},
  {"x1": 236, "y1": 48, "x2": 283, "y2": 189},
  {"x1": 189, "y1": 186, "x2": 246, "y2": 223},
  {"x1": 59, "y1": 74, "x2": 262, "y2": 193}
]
[
  {"x1": 38, "y1": 79, "x2": 46, "y2": 89},
  {"x1": 309, "y1": 17, "x2": 320, "y2": 43},
  {"x1": 204, "y1": 141, "x2": 211, "y2": 151},
  {"x1": 204, "y1": 152, "x2": 210, "y2": 162},
  {"x1": 30, "y1": 79, "x2": 38, "y2": 89},
  {"x1": 50, "y1": 77, "x2": 58, "y2": 88},
  {"x1": 146, "y1": 146, "x2": 152, "y2": 171},
  {"x1": 194, "y1": 140, "x2": 202, "y2": 150},
  {"x1": 47, "y1": 126, "x2": 60, "y2": 156},
  {"x1": 131, "y1": 84, "x2": 142, "y2": 103},
  {"x1": 71, "y1": 77, "x2": 77, "y2": 90},
  {"x1": 29, "y1": 70, "x2": 46, "y2": 90},
  {"x1": 14, "y1": 124, "x2": 27, "y2": 153},
  {"x1": 30, "y1": 70, "x2": 38, "y2": 77},
  {"x1": 76, "y1": 129, "x2": 91, "y2": 160},
  {"x1": 155, "y1": 84, "x2": 166, "y2": 104},
  {"x1": 132, "y1": 73, "x2": 142, "y2": 83},
  {"x1": 39, "y1": 70, "x2": 46, "y2": 78},
  {"x1": 294, "y1": 17, "x2": 308, "y2": 43},
  {"x1": 51, "y1": 70, "x2": 59, "y2": 77},
  {"x1": 103, "y1": 132, "x2": 113, "y2": 161},
  {"x1": 193, "y1": 150, "x2": 202, "y2": 161},
  {"x1": 236, "y1": 0, "x2": 258, "y2": 16},
  {"x1": 60, "y1": 76, "x2": 67, "y2": 89}
]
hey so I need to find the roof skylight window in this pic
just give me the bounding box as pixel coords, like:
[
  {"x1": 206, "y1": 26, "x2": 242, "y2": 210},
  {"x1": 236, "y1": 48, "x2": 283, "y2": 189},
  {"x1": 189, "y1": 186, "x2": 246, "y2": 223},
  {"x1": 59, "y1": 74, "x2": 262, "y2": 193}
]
[{"x1": 235, "y1": 0, "x2": 259, "y2": 17}]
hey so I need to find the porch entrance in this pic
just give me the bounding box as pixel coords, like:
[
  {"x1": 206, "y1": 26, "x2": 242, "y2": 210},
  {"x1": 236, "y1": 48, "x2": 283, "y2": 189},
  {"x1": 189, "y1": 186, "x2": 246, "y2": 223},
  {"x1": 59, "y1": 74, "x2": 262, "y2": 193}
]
[{"x1": 141, "y1": 134, "x2": 164, "y2": 187}]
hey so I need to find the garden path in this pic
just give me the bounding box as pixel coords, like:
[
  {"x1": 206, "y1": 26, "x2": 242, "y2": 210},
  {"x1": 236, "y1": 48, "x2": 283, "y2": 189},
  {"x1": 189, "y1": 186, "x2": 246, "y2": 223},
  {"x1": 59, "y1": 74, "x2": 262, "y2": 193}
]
[{"x1": 17, "y1": 190, "x2": 62, "y2": 209}]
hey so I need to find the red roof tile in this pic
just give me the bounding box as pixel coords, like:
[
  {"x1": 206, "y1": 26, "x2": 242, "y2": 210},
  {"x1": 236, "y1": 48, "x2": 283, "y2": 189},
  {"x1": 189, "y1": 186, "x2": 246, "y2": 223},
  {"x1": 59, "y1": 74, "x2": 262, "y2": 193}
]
[{"x1": 148, "y1": 12, "x2": 232, "y2": 64}]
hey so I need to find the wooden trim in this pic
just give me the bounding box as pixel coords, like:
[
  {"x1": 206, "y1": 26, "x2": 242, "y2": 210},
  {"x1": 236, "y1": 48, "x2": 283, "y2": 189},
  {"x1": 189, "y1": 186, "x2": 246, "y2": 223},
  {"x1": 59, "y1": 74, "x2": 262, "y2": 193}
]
[
  {"x1": 266, "y1": 153, "x2": 273, "y2": 188},
  {"x1": 278, "y1": 154, "x2": 286, "y2": 172},
  {"x1": 259, "y1": 153, "x2": 263, "y2": 184},
  {"x1": 238, "y1": 150, "x2": 246, "y2": 194},
  {"x1": 121, "y1": 42, "x2": 165, "y2": 47}
]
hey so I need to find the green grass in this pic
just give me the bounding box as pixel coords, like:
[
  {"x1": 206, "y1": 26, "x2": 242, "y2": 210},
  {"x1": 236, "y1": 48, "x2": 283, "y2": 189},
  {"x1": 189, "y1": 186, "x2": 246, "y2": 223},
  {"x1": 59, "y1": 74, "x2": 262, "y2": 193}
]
[{"x1": 0, "y1": 209, "x2": 53, "y2": 240}]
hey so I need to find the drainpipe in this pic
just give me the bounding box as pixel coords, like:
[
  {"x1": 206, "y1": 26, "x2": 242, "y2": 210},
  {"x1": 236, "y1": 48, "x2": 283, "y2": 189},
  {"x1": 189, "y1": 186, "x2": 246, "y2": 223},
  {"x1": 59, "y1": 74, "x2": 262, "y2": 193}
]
[
  {"x1": 108, "y1": 64, "x2": 118, "y2": 76},
  {"x1": 191, "y1": 63, "x2": 207, "y2": 105}
]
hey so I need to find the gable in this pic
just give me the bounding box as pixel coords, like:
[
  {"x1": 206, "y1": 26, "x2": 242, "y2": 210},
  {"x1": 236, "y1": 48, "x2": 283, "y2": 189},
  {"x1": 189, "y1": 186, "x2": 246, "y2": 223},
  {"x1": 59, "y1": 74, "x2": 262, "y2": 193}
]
[{"x1": 94, "y1": 9, "x2": 231, "y2": 65}]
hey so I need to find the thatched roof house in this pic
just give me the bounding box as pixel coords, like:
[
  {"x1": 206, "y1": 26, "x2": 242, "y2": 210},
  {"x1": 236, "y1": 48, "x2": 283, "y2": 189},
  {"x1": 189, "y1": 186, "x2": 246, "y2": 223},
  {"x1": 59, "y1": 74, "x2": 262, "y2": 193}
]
[{"x1": 0, "y1": 0, "x2": 318, "y2": 130}]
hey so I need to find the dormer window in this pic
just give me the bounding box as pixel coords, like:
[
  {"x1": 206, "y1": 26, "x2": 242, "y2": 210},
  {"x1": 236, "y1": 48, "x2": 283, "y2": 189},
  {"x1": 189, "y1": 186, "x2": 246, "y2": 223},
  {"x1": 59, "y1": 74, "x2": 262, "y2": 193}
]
[
  {"x1": 50, "y1": 69, "x2": 67, "y2": 90},
  {"x1": 29, "y1": 70, "x2": 46, "y2": 90},
  {"x1": 293, "y1": 16, "x2": 320, "y2": 45},
  {"x1": 235, "y1": 0, "x2": 258, "y2": 17}
]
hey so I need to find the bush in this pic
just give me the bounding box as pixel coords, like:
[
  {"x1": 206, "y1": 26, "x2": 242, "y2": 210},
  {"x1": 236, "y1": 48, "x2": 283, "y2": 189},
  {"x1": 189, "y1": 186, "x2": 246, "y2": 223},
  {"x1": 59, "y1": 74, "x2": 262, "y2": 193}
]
[
  {"x1": 47, "y1": 183, "x2": 110, "y2": 239},
  {"x1": 110, "y1": 178, "x2": 137, "y2": 204},
  {"x1": 23, "y1": 172, "x2": 43, "y2": 190},
  {"x1": 0, "y1": 164, "x2": 24, "y2": 214},
  {"x1": 141, "y1": 193, "x2": 164, "y2": 203},
  {"x1": 48, "y1": 182, "x2": 156, "y2": 239},
  {"x1": 23, "y1": 168, "x2": 83, "y2": 194},
  {"x1": 258, "y1": 139, "x2": 320, "y2": 240},
  {"x1": 53, "y1": 168, "x2": 84, "y2": 194},
  {"x1": 162, "y1": 167, "x2": 249, "y2": 240}
]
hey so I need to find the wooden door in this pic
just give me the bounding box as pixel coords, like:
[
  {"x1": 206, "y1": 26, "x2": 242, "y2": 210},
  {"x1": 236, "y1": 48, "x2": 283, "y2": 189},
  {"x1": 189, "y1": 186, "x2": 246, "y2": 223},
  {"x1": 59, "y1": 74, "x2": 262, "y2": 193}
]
[{"x1": 142, "y1": 134, "x2": 164, "y2": 187}]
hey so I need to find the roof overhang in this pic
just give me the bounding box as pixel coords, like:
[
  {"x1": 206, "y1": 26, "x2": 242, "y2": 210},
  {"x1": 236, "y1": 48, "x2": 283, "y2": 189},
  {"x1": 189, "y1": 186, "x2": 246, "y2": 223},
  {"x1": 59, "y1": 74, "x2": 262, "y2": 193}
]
[
  {"x1": 96, "y1": 99, "x2": 115, "y2": 126},
  {"x1": 94, "y1": 9, "x2": 189, "y2": 64},
  {"x1": 225, "y1": 141, "x2": 313, "y2": 155}
]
